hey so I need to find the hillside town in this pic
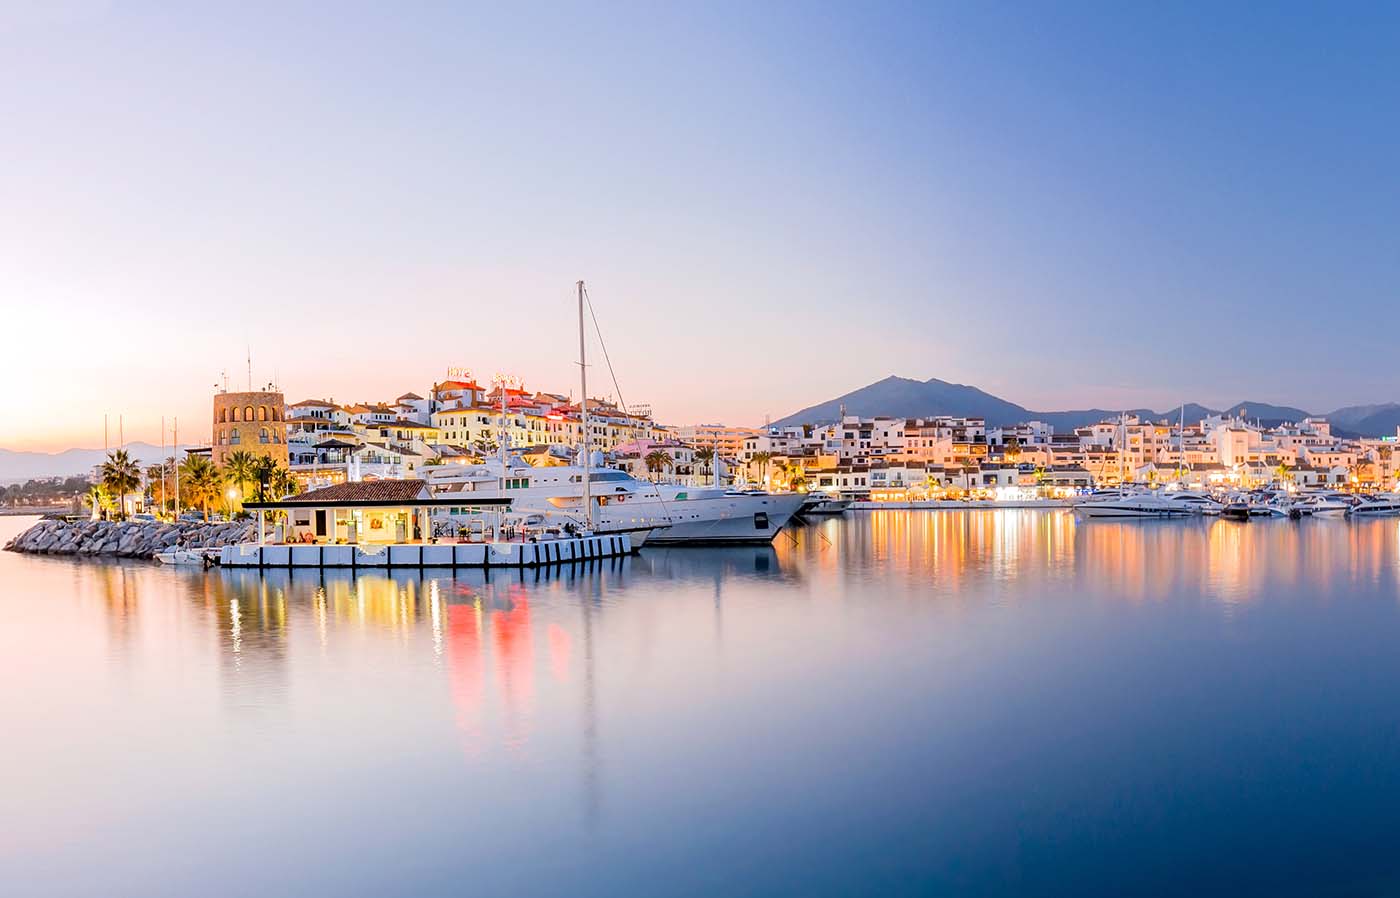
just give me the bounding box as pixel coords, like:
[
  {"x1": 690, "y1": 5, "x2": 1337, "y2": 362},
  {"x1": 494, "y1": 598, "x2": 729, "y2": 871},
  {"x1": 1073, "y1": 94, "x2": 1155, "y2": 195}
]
[{"x1": 178, "y1": 373, "x2": 1400, "y2": 508}]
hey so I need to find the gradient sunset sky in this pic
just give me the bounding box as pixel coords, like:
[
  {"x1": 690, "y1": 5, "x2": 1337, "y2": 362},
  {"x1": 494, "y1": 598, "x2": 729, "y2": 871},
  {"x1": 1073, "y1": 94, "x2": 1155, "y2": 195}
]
[{"x1": 3, "y1": 2, "x2": 1399, "y2": 451}]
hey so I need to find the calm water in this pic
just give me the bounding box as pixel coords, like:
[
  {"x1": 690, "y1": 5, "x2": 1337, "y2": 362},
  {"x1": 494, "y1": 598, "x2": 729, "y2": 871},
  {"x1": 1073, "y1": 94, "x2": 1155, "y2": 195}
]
[{"x1": 5, "y1": 511, "x2": 1400, "y2": 896}]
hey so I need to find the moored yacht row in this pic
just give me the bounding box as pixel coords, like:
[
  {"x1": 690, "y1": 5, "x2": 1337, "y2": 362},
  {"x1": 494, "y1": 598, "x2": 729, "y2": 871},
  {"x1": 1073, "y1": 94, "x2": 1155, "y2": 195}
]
[{"x1": 1073, "y1": 486, "x2": 1400, "y2": 519}]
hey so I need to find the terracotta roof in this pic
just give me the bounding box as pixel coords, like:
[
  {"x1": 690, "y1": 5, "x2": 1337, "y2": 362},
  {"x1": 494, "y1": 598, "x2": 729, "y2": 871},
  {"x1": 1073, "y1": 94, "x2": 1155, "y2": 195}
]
[
  {"x1": 397, "y1": 392, "x2": 424, "y2": 401},
  {"x1": 291, "y1": 480, "x2": 429, "y2": 503},
  {"x1": 291, "y1": 399, "x2": 336, "y2": 408}
]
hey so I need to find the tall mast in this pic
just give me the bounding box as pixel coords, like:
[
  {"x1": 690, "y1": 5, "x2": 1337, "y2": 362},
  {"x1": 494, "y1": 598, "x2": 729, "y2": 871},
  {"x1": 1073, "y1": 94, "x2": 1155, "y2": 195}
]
[
  {"x1": 172, "y1": 418, "x2": 179, "y2": 515},
  {"x1": 578, "y1": 280, "x2": 592, "y2": 529}
]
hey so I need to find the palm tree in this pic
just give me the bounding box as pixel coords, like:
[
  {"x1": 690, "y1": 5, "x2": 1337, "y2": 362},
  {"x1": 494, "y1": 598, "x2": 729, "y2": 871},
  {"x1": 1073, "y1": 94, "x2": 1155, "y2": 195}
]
[
  {"x1": 694, "y1": 447, "x2": 715, "y2": 479},
  {"x1": 643, "y1": 449, "x2": 673, "y2": 481},
  {"x1": 471, "y1": 437, "x2": 498, "y2": 460},
  {"x1": 750, "y1": 451, "x2": 773, "y2": 487},
  {"x1": 224, "y1": 450, "x2": 257, "y2": 508},
  {"x1": 179, "y1": 455, "x2": 224, "y2": 521},
  {"x1": 84, "y1": 484, "x2": 110, "y2": 521},
  {"x1": 100, "y1": 450, "x2": 141, "y2": 520},
  {"x1": 1004, "y1": 437, "x2": 1022, "y2": 464},
  {"x1": 250, "y1": 456, "x2": 277, "y2": 503},
  {"x1": 1349, "y1": 455, "x2": 1373, "y2": 491},
  {"x1": 268, "y1": 465, "x2": 300, "y2": 500},
  {"x1": 1275, "y1": 462, "x2": 1293, "y2": 489},
  {"x1": 1379, "y1": 446, "x2": 1394, "y2": 491},
  {"x1": 786, "y1": 467, "x2": 807, "y2": 492},
  {"x1": 144, "y1": 463, "x2": 167, "y2": 512}
]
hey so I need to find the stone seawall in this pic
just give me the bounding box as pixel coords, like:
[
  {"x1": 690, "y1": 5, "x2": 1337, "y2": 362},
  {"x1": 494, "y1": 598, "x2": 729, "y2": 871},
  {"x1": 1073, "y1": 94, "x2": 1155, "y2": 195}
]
[{"x1": 3, "y1": 518, "x2": 255, "y2": 560}]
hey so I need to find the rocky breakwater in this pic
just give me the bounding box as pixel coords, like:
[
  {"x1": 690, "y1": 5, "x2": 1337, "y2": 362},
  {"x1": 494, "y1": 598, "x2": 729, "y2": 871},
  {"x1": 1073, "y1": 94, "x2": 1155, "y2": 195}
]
[{"x1": 4, "y1": 518, "x2": 256, "y2": 560}]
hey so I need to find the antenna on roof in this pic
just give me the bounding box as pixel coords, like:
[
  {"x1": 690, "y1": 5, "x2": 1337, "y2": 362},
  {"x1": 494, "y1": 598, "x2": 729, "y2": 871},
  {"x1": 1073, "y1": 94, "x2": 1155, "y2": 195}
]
[{"x1": 246, "y1": 346, "x2": 252, "y2": 392}]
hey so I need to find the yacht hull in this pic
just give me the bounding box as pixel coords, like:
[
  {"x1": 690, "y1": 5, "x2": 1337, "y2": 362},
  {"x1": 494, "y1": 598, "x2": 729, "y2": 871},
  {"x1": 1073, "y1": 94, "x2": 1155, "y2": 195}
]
[
  {"x1": 648, "y1": 493, "x2": 806, "y2": 544},
  {"x1": 1074, "y1": 507, "x2": 1193, "y2": 518}
]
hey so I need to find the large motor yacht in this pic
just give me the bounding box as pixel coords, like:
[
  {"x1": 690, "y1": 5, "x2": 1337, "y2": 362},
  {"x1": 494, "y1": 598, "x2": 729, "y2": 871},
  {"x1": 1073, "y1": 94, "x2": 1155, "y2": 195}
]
[
  {"x1": 421, "y1": 457, "x2": 807, "y2": 546},
  {"x1": 1348, "y1": 493, "x2": 1400, "y2": 516},
  {"x1": 421, "y1": 457, "x2": 670, "y2": 546},
  {"x1": 648, "y1": 484, "x2": 806, "y2": 545},
  {"x1": 1073, "y1": 490, "x2": 1195, "y2": 518}
]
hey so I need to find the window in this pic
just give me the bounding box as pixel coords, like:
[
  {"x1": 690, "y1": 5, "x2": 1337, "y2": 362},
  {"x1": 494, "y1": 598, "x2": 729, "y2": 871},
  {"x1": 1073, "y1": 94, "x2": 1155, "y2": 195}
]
[
  {"x1": 258, "y1": 406, "x2": 268, "y2": 421},
  {"x1": 260, "y1": 427, "x2": 269, "y2": 444},
  {"x1": 231, "y1": 430, "x2": 241, "y2": 444},
  {"x1": 245, "y1": 406, "x2": 254, "y2": 422}
]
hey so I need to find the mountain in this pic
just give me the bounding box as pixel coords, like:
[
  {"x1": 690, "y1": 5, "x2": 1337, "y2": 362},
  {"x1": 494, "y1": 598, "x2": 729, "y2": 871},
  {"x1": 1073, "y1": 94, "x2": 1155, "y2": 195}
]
[
  {"x1": 1329, "y1": 403, "x2": 1400, "y2": 434},
  {"x1": 0, "y1": 443, "x2": 190, "y2": 483},
  {"x1": 772, "y1": 376, "x2": 1395, "y2": 435},
  {"x1": 773, "y1": 376, "x2": 1031, "y2": 429}
]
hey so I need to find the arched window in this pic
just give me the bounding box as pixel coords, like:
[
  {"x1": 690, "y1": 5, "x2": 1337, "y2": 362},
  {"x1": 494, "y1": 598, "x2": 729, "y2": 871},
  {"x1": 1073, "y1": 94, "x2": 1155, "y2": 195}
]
[
  {"x1": 258, "y1": 406, "x2": 267, "y2": 422},
  {"x1": 260, "y1": 427, "x2": 269, "y2": 444},
  {"x1": 219, "y1": 408, "x2": 227, "y2": 424},
  {"x1": 272, "y1": 407, "x2": 281, "y2": 422},
  {"x1": 231, "y1": 430, "x2": 241, "y2": 444}
]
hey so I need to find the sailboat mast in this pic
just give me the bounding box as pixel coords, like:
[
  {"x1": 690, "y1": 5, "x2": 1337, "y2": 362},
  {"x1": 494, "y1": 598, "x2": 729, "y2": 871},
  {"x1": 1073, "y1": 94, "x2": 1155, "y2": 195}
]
[
  {"x1": 172, "y1": 418, "x2": 179, "y2": 515},
  {"x1": 578, "y1": 280, "x2": 593, "y2": 529}
]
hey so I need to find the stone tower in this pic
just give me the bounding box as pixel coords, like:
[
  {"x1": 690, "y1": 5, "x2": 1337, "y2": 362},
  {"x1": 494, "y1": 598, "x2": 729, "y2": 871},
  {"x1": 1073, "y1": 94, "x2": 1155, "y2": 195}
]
[{"x1": 212, "y1": 389, "x2": 289, "y2": 467}]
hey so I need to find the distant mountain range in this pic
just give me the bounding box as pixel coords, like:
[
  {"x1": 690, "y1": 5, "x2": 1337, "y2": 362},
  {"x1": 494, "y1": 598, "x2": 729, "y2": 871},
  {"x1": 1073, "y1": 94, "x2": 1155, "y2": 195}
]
[
  {"x1": 773, "y1": 376, "x2": 1400, "y2": 437},
  {"x1": 0, "y1": 443, "x2": 193, "y2": 484}
]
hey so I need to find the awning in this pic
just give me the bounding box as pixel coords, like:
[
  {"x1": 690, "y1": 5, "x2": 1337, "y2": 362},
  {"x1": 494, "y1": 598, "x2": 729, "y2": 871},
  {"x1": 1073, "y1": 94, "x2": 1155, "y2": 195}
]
[{"x1": 243, "y1": 496, "x2": 512, "y2": 510}]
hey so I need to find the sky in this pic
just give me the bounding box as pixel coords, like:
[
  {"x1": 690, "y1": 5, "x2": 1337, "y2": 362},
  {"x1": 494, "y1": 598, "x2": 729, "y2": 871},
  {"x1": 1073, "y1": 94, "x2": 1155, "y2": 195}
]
[{"x1": 2, "y1": 1, "x2": 1399, "y2": 451}]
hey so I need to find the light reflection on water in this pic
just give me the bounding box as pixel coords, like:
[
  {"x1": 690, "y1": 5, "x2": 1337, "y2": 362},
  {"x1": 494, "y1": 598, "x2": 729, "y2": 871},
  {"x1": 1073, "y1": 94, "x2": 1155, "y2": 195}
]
[{"x1": 4, "y1": 511, "x2": 1400, "y2": 896}]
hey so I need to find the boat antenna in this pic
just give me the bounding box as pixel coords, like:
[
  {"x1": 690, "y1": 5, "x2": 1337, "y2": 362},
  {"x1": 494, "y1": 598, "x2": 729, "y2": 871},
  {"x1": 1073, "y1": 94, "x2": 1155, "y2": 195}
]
[{"x1": 578, "y1": 280, "x2": 593, "y2": 530}]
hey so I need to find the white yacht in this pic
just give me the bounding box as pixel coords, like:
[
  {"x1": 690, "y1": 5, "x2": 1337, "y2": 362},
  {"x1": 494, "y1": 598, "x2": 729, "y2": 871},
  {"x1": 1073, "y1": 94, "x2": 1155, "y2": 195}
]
[
  {"x1": 421, "y1": 458, "x2": 669, "y2": 546},
  {"x1": 1163, "y1": 490, "x2": 1224, "y2": 515},
  {"x1": 421, "y1": 458, "x2": 806, "y2": 546},
  {"x1": 800, "y1": 492, "x2": 852, "y2": 515},
  {"x1": 648, "y1": 484, "x2": 807, "y2": 545},
  {"x1": 1074, "y1": 491, "x2": 1194, "y2": 518},
  {"x1": 1348, "y1": 493, "x2": 1400, "y2": 516},
  {"x1": 1285, "y1": 491, "x2": 1352, "y2": 517}
]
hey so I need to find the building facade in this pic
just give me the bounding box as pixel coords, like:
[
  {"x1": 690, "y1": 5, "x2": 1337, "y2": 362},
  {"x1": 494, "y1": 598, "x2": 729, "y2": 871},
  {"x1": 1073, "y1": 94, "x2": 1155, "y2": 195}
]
[{"x1": 213, "y1": 390, "x2": 289, "y2": 467}]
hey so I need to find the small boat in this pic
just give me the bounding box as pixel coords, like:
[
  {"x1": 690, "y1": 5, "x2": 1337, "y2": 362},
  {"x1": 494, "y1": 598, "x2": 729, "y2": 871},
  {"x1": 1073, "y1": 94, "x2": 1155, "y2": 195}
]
[
  {"x1": 155, "y1": 548, "x2": 216, "y2": 567},
  {"x1": 1348, "y1": 493, "x2": 1400, "y2": 516},
  {"x1": 800, "y1": 493, "x2": 852, "y2": 515},
  {"x1": 1293, "y1": 491, "x2": 1353, "y2": 516},
  {"x1": 1221, "y1": 502, "x2": 1251, "y2": 521}
]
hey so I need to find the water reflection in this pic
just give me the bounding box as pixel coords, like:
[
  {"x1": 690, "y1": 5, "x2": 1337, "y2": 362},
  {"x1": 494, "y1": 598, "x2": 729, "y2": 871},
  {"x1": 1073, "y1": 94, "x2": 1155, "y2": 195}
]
[{"x1": 10, "y1": 512, "x2": 1400, "y2": 896}]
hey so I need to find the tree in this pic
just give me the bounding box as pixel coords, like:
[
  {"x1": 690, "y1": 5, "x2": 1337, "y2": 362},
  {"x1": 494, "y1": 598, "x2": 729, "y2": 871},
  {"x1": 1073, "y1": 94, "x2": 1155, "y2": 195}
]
[
  {"x1": 1379, "y1": 446, "x2": 1394, "y2": 491},
  {"x1": 750, "y1": 451, "x2": 773, "y2": 487},
  {"x1": 268, "y1": 465, "x2": 300, "y2": 500},
  {"x1": 470, "y1": 437, "x2": 499, "y2": 460},
  {"x1": 643, "y1": 449, "x2": 673, "y2": 481},
  {"x1": 146, "y1": 462, "x2": 177, "y2": 514},
  {"x1": 1349, "y1": 455, "x2": 1373, "y2": 491},
  {"x1": 84, "y1": 484, "x2": 110, "y2": 521},
  {"x1": 224, "y1": 450, "x2": 258, "y2": 507},
  {"x1": 1275, "y1": 462, "x2": 1293, "y2": 489},
  {"x1": 1004, "y1": 438, "x2": 1022, "y2": 464},
  {"x1": 250, "y1": 456, "x2": 277, "y2": 503},
  {"x1": 100, "y1": 450, "x2": 141, "y2": 520},
  {"x1": 179, "y1": 455, "x2": 225, "y2": 521},
  {"x1": 694, "y1": 447, "x2": 715, "y2": 478}
]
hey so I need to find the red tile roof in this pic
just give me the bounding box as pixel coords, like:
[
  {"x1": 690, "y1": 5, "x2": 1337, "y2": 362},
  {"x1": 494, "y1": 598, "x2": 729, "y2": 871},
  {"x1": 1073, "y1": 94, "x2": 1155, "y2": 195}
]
[{"x1": 291, "y1": 479, "x2": 429, "y2": 503}]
